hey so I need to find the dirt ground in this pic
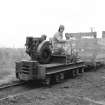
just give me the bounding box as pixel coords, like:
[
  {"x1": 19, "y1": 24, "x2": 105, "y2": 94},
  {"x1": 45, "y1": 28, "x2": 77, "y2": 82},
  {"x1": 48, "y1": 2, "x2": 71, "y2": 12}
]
[{"x1": 1, "y1": 66, "x2": 105, "y2": 105}]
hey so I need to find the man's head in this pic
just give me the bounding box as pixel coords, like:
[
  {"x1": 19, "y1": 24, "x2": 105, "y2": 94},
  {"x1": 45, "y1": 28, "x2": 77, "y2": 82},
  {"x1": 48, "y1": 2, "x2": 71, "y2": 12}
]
[
  {"x1": 41, "y1": 34, "x2": 47, "y2": 41},
  {"x1": 65, "y1": 33, "x2": 70, "y2": 40},
  {"x1": 58, "y1": 25, "x2": 65, "y2": 33}
]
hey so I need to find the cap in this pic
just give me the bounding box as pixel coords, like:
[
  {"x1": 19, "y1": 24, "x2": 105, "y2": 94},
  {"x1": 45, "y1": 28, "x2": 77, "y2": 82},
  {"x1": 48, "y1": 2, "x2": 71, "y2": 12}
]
[{"x1": 59, "y1": 25, "x2": 64, "y2": 30}]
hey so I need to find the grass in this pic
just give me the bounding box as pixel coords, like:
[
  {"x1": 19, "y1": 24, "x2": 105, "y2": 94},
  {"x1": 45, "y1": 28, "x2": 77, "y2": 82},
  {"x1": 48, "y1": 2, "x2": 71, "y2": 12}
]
[{"x1": 0, "y1": 48, "x2": 30, "y2": 80}]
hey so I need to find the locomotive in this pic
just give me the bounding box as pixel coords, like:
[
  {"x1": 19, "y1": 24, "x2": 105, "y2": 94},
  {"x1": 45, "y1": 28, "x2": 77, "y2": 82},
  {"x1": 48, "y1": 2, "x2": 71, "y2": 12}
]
[{"x1": 15, "y1": 36, "x2": 85, "y2": 85}]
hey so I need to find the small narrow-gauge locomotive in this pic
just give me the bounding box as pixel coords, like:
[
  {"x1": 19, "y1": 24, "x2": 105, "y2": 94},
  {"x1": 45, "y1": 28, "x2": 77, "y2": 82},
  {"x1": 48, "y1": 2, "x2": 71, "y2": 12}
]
[{"x1": 15, "y1": 36, "x2": 85, "y2": 85}]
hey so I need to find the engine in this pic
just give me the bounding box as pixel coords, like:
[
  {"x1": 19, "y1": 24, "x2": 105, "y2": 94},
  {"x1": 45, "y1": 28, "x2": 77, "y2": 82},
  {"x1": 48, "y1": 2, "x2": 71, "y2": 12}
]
[
  {"x1": 25, "y1": 36, "x2": 52, "y2": 64},
  {"x1": 25, "y1": 36, "x2": 79, "y2": 64}
]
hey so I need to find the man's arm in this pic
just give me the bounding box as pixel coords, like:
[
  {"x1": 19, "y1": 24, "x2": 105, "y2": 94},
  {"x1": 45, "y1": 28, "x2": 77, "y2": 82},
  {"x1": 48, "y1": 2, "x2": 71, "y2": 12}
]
[{"x1": 55, "y1": 34, "x2": 66, "y2": 43}]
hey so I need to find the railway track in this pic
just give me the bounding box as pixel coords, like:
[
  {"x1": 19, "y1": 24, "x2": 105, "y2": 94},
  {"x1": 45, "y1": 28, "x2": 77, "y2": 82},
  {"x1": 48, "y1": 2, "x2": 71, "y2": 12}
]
[
  {"x1": 0, "y1": 79, "x2": 44, "y2": 101},
  {"x1": 0, "y1": 80, "x2": 29, "y2": 100},
  {"x1": 0, "y1": 90, "x2": 26, "y2": 101},
  {"x1": 0, "y1": 80, "x2": 25, "y2": 90}
]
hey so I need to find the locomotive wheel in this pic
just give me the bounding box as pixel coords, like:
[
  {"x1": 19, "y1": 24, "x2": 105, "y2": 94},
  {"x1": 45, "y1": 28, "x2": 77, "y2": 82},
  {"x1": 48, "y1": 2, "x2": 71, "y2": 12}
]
[
  {"x1": 79, "y1": 68, "x2": 84, "y2": 73},
  {"x1": 17, "y1": 72, "x2": 23, "y2": 81},
  {"x1": 55, "y1": 74, "x2": 60, "y2": 83},
  {"x1": 18, "y1": 72, "x2": 21, "y2": 80},
  {"x1": 72, "y1": 70, "x2": 76, "y2": 77},
  {"x1": 42, "y1": 77, "x2": 51, "y2": 86},
  {"x1": 16, "y1": 72, "x2": 19, "y2": 78},
  {"x1": 59, "y1": 73, "x2": 64, "y2": 80},
  {"x1": 81, "y1": 68, "x2": 84, "y2": 73},
  {"x1": 76, "y1": 69, "x2": 80, "y2": 75}
]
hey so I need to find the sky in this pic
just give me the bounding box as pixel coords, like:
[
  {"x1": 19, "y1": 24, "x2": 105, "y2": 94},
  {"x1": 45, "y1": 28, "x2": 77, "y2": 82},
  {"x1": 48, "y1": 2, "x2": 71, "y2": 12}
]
[{"x1": 0, "y1": 0, "x2": 105, "y2": 48}]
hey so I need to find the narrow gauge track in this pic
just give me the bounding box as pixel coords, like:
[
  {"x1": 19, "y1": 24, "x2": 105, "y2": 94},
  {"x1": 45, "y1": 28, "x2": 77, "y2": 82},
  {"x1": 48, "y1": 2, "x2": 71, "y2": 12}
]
[
  {"x1": 0, "y1": 81, "x2": 25, "y2": 90},
  {"x1": 0, "y1": 80, "x2": 30, "y2": 100},
  {"x1": 0, "y1": 79, "x2": 46, "y2": 100}
]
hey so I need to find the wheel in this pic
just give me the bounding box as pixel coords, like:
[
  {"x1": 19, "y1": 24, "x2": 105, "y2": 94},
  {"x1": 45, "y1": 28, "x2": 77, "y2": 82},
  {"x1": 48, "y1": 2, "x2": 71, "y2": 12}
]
[
  {"x1": 59, "y1": 73, "x2": 64, "y2": 80},
  {"x1": 76, "y1": 69, "x2": 80, "y2": 75},
  {"x1": 16, "y1": 72, "x2": 19, "y2": 78},
  {"x1": 18, "y1": 72, "x2": 21, "y2": 80},
  {"x1": 42, "y1": 77, "x2": 51, "y2": 86},
  {"x1": 55, "y1": 74, "x2": 60, "y2": 83},
  {"x1": 81, "y1": 68, "x2": 84, "y2": 73},
  {"x1": 72, "y1": 70, "x2": 76, "y2": 77},
  {"x1": 17, "y1": 72, "x2": 24, "y2": 81}
]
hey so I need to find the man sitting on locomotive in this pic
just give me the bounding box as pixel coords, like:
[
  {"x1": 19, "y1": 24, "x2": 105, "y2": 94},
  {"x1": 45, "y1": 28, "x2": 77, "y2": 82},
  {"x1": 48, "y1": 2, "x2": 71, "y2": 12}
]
[{"x1": 52, "y1": 25, "x2": 66, "y2": 54}]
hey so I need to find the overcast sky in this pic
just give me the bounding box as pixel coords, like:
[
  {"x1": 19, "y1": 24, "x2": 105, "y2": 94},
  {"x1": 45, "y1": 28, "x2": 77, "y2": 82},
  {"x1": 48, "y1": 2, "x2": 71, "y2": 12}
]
[{"x1": 0, "y1": 0, "x2": 105, "y2": 48}]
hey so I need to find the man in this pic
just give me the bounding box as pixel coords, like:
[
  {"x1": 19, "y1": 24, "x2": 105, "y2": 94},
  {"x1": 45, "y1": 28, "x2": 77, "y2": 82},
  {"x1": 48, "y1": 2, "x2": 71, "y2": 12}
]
[
  {"x1": 65, "y1": 33, "x2": 70, "y2": 40},
  {"x1": 64, "y1": 33, "x2": 72, "y2": 55},
  {"x1": 52, "y1": 25, "x2": 66, "y2": 54},
  {"x1": 53, "y1": 25, "x2": 65, "y2": 43}
]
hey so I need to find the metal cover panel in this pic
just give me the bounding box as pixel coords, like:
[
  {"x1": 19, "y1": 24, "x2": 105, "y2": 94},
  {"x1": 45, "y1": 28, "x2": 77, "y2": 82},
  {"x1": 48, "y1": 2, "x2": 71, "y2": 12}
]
[{"x1": 37, "y1": 65, "x2": 46, "y2": 79}]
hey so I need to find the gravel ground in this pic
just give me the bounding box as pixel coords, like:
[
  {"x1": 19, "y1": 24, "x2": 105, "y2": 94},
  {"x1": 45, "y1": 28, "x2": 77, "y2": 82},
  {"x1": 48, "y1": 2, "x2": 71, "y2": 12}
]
[{"x1": 0, "y1": 67, "x2": 105, "y2": 105}]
